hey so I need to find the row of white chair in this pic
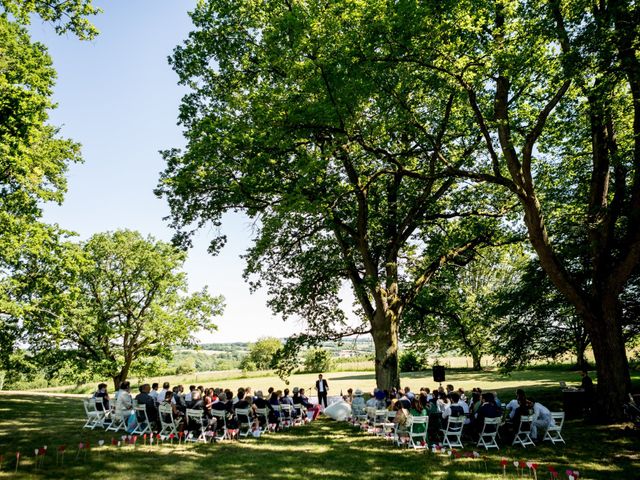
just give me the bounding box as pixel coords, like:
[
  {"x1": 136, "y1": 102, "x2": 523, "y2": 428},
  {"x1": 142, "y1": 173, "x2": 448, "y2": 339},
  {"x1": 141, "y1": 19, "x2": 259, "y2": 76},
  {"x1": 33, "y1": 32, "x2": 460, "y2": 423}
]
[{"x1": 354, "y1": 406, "x2": 565, "y2": 451}]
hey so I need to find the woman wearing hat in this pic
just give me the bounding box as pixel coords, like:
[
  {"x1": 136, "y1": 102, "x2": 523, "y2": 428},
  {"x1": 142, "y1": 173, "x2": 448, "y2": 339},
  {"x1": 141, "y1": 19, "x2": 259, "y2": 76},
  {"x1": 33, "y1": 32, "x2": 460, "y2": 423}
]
[{"x1": 352, "y1": 389, "x2": 366, "y2": 417}]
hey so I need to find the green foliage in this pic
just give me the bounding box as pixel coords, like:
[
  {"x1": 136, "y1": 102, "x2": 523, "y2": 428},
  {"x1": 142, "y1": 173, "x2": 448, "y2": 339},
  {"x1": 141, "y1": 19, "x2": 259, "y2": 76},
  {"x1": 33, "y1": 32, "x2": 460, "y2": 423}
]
[
  {"x1": 403, "y1": 245, "x2": 525, "y2": 369},
  {"x1": 0, "y1": 0, "x2": 100, "y2": 39},
  {"x1": 398, "y1": 351, "x2": 424, "y2": 373},
  {"x1": 158, "y1": 0, "x2": 510, "y2": 389},
  {"x1": 243, "y1": 337, "x2": 282, "y2": 371},
  {"x1": 303, "y1": 348, "x2": 332, "y2": 373},
  {"x1": 15, "y1": 230, "x2": 224, "y2": 388},
  {"x1": 239, "y1": 358, "x2": 257, "y2": 373},
  {"x1": 0, "y1": 0, "x2": 97, "y2": 370}
]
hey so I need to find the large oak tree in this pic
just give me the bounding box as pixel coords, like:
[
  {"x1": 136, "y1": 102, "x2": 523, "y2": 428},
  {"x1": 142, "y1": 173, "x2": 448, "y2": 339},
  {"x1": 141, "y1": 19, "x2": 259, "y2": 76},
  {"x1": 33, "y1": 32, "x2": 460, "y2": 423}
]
[{"x1": 157, "y1": 0, "x2": 506, "y2": 389}]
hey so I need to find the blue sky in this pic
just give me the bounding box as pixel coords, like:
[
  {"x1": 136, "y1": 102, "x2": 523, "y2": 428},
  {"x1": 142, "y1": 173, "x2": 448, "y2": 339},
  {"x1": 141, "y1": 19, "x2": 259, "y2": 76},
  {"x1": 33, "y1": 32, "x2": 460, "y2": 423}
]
[{"x1": 29, "y1": 0, "x2": 303, "y2": 342}]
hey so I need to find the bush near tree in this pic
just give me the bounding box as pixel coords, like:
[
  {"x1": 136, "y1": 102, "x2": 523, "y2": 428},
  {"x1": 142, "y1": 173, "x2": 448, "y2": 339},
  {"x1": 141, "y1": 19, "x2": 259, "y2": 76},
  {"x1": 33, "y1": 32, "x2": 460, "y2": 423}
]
[{"x1": 303, "y1": 348, "x2": 333, "y2": 373}]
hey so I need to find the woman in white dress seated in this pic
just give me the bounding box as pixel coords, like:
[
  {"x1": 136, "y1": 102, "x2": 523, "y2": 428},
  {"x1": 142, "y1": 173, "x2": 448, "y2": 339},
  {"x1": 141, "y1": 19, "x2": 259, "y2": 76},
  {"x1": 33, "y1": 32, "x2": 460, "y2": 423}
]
[{"x1": 529, "y1": 399, "x2": 555, "y2": 439}]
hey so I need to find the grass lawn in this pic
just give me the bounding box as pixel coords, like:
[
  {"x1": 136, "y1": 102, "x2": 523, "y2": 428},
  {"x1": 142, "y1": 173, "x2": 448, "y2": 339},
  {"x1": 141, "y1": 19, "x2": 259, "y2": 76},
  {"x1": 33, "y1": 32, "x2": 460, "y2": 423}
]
[
  {"x1": 1, "y1": 369, "x2": 639, "y2": 479},
  {"x1": 40, "y1": 366, "x2": 600, "y2": 399}
]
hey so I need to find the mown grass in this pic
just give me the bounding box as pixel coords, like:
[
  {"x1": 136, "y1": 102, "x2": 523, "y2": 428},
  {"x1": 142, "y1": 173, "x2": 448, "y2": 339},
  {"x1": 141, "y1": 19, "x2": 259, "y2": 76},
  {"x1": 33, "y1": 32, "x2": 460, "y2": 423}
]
[
  {"x1": 1, "y1": 368, "x2": 639, "y2": 479},
  {"x1": 36, "y1": 367, "x2": 612, "y2": 401}
]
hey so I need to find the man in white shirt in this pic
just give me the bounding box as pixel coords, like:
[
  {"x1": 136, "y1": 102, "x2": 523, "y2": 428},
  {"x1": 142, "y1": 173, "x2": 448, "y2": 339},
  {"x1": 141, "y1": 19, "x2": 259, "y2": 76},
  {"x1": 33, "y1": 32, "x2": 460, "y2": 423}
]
[
  {"x1": 157, "y1": 382, "x2": 170, "y2": 404},
  {"x1": 506, "y1": 389, "x2": 526, "y2": 419},
  {"x1": 149, "y1": 382, "x2": 159, "y2": 403}
]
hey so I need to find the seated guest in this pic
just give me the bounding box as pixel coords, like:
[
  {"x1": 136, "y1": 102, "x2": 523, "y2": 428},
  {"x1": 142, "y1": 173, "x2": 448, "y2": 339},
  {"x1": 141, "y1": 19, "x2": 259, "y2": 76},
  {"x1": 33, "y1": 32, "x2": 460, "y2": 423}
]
[
  {"x1": 366, "y1": 389, "x2": 379, "y2": 408},
  {"x1": 234, "y1": 390, "x2": 252, "y2": 412},
  {"x1": 408, "y1": 397, "x2": 427, "y2": 434},
  {"x1": 268, "y1": 391, "x2": 282, "y2": 423},
  {"x1": 93, "y1": 383, "x2": 110, "y2": 411},
  {"x1": 116, "y1": 381, "x2": 133, "y2": 411},
  {"x1": 160, "y1": 391, "x2": 184, "y2": 426},
  {"x1": 171, "y1": 386, "x2": 187, "y2": 413},
  {"x1": 530, "y1": 399, "x2": 554, "y2": 440},
  {"x1": 157, "y1": 382, "x2": 170, "y2": 406},
  {"x1": 253, "y1": 391, "x2": 273, "y2": 427},
  {"x1": 351, "y1": 389, "x2": 366, "y2": 416},
  {"x1": 345, "y1": 388, "x2": 354, "y2": 403},
  {"x1": 474, "y1": 392, "x2": 501, "y2": 435},
  {"x1": 399, "y1": 388, "x2": 412, "y2": 409},
  {"x1": 404, "y1": 386, "x2": 415, "y2": 401},
  {"x1": 254, "y1": 391, "x2": 272, "y2": 409},
  {"x1": 506, "y1": 389, "x2": 526, "y2": 420},
  {"x1": 457, "y1": 388, "x2": 467, "y2": 403},
  {"x1": 299, "y1": 388, "x2": 321, "y2": 420},
  {"x1": 443, "y1": 392, "x2": 470, "y2": 424},
  {"x1": 184, "y1": 385, "x2": 197, "y2": 407},
  {"x1": 469, "y1": 391, "x2": 482, "y2": 416},
  {"x1": 135, "y1": 384, "x2": 158, "y2": 426},
  {"x1": 191, "y1": 389, "x2": 204, "y2": 409},
  {"x1": 374, "y1": 389, "x2": 387, "y2": 409},
  {"x1": 149, "y1": 383, "x2": 159, "y2": 404},
  {"x1": 280, "y1": 388, "x2": 294, "y2": 406}
]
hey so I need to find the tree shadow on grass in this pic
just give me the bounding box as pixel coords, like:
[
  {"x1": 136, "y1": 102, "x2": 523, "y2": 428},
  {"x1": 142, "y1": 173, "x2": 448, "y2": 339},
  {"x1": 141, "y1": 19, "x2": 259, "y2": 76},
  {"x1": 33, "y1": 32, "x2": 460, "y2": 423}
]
[{"x1": 1, "y1": 394, "x2": 639, "y2": 479}]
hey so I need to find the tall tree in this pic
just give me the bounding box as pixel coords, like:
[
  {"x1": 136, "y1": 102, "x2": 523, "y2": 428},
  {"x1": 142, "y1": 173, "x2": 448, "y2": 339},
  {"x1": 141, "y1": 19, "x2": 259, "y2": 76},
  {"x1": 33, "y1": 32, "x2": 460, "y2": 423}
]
[
  {"x1": 402, "y1": 246, "x2": 523, "y2": 370},
  {"x1": 157, "y1": 0, "x2": 505, "y2": 389},
  {"x1": 0, "y1": 11, "x2": 88, "y2": 365},
  {"x1": 328, "y1": 0, "x2": 640, "y2": 420},
  {"x1": 19, "y1": 230, "x2": 224, "y2": 389}
]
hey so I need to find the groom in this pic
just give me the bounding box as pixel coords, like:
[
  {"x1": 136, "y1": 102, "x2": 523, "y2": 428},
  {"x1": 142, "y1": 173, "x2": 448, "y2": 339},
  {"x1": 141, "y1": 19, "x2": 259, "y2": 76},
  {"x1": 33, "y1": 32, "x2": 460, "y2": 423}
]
[{"x1": 315, "y1": 374, "x2": 329, "y2": 408}]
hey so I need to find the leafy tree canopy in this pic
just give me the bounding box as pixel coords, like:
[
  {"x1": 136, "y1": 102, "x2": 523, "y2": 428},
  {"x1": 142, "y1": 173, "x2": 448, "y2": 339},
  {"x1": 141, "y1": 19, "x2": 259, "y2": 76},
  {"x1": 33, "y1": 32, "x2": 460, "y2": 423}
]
[
  {"x1": 158, "y1": 0, "x2": 511, "y2": 389},
  {"x1": 0, "y1": 0, "x2": 100, "y2": 39},
  {"x1": 15, "y1": 230, "x2": 224, "y2": 389}
]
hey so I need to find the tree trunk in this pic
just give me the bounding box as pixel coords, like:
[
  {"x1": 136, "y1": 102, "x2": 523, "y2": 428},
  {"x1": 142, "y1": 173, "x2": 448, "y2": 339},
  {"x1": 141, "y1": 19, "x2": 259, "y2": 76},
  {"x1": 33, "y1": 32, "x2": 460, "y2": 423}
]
[
  {"x1": 575, "y1": 347, "x2": 587, "y2": 371},
  {"x1": 582, "y1": 297, "x2": 631, "y2": 421},
  {"x1": 112, "y1": 363, "x2": 131, "y2": 392},
  {"x1": 371, "y1": 312, "x2": 400, "y2": 391},
  {"x1": 471, "y1": 352, "x2": 482, "y2": 371}
]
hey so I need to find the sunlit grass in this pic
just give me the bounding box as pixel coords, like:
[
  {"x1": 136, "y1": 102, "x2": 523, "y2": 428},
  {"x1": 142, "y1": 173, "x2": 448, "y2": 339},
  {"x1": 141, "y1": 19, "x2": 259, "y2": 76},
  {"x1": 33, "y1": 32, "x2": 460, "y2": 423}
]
[{"x1": 1, "y1": 370, "x2": 639, "y2": 480}]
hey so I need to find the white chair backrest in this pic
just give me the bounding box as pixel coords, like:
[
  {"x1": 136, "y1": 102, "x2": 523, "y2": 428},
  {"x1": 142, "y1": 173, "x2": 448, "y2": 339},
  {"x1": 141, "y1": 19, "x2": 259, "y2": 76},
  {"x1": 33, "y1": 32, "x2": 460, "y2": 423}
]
[
  {"x1": 446, "y1": 415, "x2": 465, "y2": 430},
  {"x1": 186, "y1": 408, "x2": 204, "y2": 422},
  {"x1": 551, "y1": 412, "x2": 565, "y2": 427},
  {"x1": 518, "y1": 414, "x2": 535, "y2": 432}
]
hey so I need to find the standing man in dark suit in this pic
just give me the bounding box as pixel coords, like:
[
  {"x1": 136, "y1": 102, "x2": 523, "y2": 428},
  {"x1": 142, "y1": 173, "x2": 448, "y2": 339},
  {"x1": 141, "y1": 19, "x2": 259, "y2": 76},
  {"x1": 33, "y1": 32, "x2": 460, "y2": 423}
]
[{"x1": 315, "y1": 374, "x2": 329, "y2": 408}]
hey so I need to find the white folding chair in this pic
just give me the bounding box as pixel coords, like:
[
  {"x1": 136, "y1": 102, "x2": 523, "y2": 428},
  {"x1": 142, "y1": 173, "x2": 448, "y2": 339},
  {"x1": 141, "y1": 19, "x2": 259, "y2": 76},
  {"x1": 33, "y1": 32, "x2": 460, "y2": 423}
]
[
  {"x1": 512, "y1": 414, "x2": 536, "y2": 448},
  {"x1": 158, "y1": 404, "x2": 179, "y2": 437},
  {"x1": 373, "y1": 409, "x2": 388, "y2": 436},
  {"x1": 407, "y1": 416, "x2": 428, "y2": 449},
  {"x1": 279, "y1": 404, "x2": 293, "y2": 429},
  {"x1": 235, "y1": 408, "x2": 254, "y2": 437},
  {"x1": 255, "y1": 407, "x2": 272, "y2": 433},
  {"x1": 82, "y1": 399, "x2": 102, "y2": 430},
  {"x1": 543, "y1": 412, "x2": 565, "y2": 445},
  {"x1": 132, "y1": 405, "x2": 153, "y2": 435},
  {"x1": 94, "y1": 397, "x2": 110, "y2": 426},
  {"x1": 211, "y1": 409, "x2": 230, "y2": 440},
  {"x1": 477, "y1": 417, "x2": 501, "y2": 450},
  {"x1": 105, "y1": 407, "x2": 127, "y2": 432},
  {"x1": 293, "y1": 404, "x2": 306, "y2": 425},
  {"x1": 186, "y1": 408, "x2": 209, "y2": 443},
  {"x1": 382, "y1": 411, "x2": 397, "y2": 440},
  {"x1": 440, "y1": 416, "x2": 465, "y2": 449}
]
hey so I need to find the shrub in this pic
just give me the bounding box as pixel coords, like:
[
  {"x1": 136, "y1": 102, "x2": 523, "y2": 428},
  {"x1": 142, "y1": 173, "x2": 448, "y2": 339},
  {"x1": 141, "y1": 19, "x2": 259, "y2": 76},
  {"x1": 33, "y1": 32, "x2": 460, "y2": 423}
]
[
  {"x1": 303, "y1": 348, "x2": 333, "y2": 373},
  {"x1": 399, "y1": 351, "x2": 424, "y2": 372}
]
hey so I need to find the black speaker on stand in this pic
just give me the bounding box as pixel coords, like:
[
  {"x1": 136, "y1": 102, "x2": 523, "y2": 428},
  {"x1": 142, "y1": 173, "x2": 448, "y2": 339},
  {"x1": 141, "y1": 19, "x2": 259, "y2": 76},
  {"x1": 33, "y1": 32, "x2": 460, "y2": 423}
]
[{"x1": 432, "y1": 365, "x2": 446, "y2": 386}]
